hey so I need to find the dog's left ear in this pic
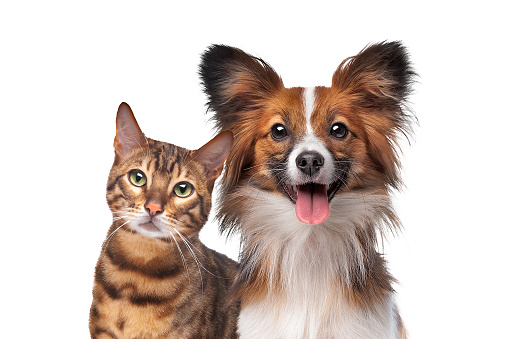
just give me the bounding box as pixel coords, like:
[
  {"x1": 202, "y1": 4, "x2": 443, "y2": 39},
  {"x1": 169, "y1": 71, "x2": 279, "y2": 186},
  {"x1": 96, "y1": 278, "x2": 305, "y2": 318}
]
[
  {"x1": 333, "y1": 42, "x2": 417, "y2": 189},
  {"x1": 332, "y1": 41, "x2": 416, "y2": 114}
]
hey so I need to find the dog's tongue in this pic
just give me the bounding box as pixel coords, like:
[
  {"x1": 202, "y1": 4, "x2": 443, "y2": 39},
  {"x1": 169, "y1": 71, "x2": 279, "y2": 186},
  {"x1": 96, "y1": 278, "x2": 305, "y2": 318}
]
[{"x1": 295, "y1": 184, "x2": 329, "y2": 224}]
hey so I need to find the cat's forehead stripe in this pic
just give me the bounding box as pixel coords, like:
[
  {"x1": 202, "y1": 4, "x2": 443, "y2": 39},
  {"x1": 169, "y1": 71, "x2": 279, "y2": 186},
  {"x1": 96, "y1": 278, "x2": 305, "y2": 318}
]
[{"x1": 144, "y1": 142, "x2": 187, "y2": 175}]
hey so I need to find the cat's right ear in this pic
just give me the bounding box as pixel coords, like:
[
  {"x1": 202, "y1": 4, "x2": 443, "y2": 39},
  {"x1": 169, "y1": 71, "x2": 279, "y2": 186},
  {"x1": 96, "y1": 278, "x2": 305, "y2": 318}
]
[{"x1": 114, "y1": 102, "x2": 147, "y2": 161}]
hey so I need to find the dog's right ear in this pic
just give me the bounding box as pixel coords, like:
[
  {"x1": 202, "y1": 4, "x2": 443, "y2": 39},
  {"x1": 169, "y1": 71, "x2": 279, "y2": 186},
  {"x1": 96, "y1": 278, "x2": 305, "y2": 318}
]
[
  {"x1": 199, "y1": 45, "x2": 283, "y2": 129},
  {"x1": 200, "y1": 45, "x2": 283, "y2": 194}
]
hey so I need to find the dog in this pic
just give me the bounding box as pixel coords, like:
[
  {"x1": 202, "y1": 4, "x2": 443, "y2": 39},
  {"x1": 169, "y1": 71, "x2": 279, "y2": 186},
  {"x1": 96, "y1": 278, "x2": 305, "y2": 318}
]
[{"x1": 200, "y1": 41, "x2": 416, "y2": 338}]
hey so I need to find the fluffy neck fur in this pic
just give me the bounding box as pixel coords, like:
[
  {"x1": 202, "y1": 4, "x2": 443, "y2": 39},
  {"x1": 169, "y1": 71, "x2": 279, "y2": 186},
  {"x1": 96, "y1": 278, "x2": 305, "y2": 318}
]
[
  {"x1": 226, "y1": 186, "x2": 401, "y2": 338},
  {"x1": 228, "y1": 184, "x2": 398, "y2": 301}
]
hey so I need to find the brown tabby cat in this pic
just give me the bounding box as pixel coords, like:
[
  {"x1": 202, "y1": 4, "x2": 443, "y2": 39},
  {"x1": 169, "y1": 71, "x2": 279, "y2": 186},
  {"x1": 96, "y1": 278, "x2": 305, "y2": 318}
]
[{"x1": 89, "y1": 102, "x2": 239, "y2": 338}]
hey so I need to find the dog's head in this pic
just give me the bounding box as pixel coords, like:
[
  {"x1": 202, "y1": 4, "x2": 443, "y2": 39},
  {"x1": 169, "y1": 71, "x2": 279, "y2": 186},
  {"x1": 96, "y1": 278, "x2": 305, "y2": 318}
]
[{"x1": 200, "y1": 42, "x2": 415, "y2": 226}]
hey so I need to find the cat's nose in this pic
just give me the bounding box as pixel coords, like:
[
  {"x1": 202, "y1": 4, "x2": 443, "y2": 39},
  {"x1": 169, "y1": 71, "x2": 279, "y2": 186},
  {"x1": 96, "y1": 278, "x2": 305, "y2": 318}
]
[{"x1": 145, "y1": 202, "x2": 163, "y2": 216}]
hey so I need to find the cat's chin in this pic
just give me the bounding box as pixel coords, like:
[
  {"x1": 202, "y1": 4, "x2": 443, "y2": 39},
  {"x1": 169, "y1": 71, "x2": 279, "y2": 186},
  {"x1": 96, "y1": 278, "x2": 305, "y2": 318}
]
[
  {"x1": 139, "y1": 221, "x2": 159, "y2": 232},
  {"x1": 132, "y1": 221, "x2": 167, "y2": 239}
]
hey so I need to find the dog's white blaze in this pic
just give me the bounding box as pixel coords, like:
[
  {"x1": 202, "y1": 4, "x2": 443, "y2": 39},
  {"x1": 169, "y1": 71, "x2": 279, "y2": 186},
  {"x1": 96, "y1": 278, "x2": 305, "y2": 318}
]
[
  {"x1": 235, "y1": 187, "x2": 400, "y2": 338},
  {"x1": 304, "y1": 87, "x2": 315, "y2": 135},
  {"x1": 286, "y1": 87, "x2": 336, "y2": 185}
]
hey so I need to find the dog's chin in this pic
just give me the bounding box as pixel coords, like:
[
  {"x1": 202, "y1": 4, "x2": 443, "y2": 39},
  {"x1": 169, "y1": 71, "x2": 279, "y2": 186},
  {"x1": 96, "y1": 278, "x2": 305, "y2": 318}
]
[{"x1": 281, "y1": 179, "x2": 345, "y2": 225}]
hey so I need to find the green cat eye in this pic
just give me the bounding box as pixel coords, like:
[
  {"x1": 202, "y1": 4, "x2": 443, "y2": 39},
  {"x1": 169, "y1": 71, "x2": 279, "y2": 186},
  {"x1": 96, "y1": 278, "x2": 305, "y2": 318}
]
[
  {"x1": 173, "y1": 182, "x2": 193, "y2": 198},
  {"x1": 129, "y1": 169, "x2": 147, "y2": 187}
]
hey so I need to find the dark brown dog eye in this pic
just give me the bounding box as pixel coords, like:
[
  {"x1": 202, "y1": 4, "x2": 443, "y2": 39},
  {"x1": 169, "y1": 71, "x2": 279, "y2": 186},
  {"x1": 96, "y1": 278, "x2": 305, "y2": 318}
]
[
  {"x1": 330, "y1": 122, "x2": 348, "y2": 139},
  {"x1": 271, "y1": 124, "x2": 288, "y2": 140}
]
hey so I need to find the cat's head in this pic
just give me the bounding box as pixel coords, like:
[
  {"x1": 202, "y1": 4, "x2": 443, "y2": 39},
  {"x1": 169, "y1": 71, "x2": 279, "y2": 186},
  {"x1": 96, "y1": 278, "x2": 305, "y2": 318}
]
[{"x1": 106, "y1": 102, "x2": 233, "y2": 239}]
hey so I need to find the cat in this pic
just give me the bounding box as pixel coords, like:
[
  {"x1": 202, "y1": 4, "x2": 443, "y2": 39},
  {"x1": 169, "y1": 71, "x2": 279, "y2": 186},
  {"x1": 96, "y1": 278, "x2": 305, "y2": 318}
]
[{"x1": 89, "y1": 102, "x2": 239, "y2": 338}]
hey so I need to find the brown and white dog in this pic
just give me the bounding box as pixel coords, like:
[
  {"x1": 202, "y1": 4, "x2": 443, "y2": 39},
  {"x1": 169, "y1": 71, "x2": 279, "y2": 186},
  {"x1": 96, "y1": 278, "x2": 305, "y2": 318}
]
[{"x1": 200, "y1": 42, "x2": 416, "y2": 338}]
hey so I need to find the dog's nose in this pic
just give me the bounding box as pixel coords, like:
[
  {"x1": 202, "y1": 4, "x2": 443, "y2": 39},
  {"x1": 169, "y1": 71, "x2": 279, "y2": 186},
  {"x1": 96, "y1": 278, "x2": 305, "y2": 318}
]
[{"x1": 296, "y1": 151, "x2": 324, "y2": 177}]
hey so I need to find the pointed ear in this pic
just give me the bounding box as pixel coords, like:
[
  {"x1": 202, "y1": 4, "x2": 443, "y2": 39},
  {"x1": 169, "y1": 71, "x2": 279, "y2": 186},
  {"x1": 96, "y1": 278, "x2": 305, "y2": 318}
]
[
  {"x1": 113, "y1": 102, "x2": 148, "y2": 160},
  {"x1": 332, "y1": 42, "x2": 417, "y2": 189},
  {"x1": 332, "y1": 41, "x2": 416, "y2": 112},
  {"x1": 192, "y1": 131, "x2": 234, "y2": 191},
  {"x1": 199, "y1": 45, "x2": 283, "y2": 129}
]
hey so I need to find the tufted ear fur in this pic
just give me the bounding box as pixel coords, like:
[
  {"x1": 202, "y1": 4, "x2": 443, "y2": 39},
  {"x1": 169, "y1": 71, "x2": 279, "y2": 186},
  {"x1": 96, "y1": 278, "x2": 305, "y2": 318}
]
[
  {"x1": 332, "y1": 41, "x2": 415, "y2": 112},
  {"x1": 332, "y1": 41, "x2": 417, "y2": 188},
  {"x1": 199, "y1": 45, "x2": 283, "y2": 191},
  {"x1": 200, "y1": 44, "x2": 283, "y2": 125},
  {"x1": 114, "y1": 102, "x2": 148, "y2": 163}
]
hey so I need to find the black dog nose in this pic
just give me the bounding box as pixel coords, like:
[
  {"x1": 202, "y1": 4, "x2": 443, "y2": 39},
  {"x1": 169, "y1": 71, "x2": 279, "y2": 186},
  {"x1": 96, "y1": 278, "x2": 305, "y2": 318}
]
[{"x1": 296, "y1": 151, "x2": 324, "y2": 177}]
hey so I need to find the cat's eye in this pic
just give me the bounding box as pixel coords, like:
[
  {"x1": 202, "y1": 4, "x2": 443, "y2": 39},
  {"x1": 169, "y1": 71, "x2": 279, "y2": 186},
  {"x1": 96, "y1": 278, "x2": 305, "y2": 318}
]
[
  {"x1": 129, "y1": 169, "x2": 147, "y2": 187},
  {"x1": 330, "y1": 122, "x2": 348, "y2": 140},
  {"x1": 173, "y1": 182, "x2": 194, "y2": 198},
  {"x1": 271, "y1": 123, "x2": 288, "y2": 140}
]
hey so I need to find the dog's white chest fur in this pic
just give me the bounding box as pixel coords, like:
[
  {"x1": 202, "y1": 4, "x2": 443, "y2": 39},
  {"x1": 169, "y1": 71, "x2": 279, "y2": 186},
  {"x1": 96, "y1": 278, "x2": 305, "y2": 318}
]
[
  {"x1": 235, "y1": 188, "x2": 399, "y2": 338},
  {"x1": 238, "y1": 294, "x2": 397, "y2": 339}
]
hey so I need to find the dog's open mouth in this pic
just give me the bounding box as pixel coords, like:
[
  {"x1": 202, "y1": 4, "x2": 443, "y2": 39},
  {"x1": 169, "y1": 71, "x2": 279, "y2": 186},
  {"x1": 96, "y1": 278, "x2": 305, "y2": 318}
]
[{"x1": 282, "y1": 180, "x2": 343, "y2": 225}]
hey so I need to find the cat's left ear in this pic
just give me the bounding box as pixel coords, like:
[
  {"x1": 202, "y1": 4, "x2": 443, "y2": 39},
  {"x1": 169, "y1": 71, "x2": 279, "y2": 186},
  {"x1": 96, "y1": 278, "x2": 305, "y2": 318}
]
[
  {"x1": 114, "y1": 102, "x2": 148, "y2": 162},
  {"x1": 192, "y1": 131, "x2": 234, "y2": 191}
]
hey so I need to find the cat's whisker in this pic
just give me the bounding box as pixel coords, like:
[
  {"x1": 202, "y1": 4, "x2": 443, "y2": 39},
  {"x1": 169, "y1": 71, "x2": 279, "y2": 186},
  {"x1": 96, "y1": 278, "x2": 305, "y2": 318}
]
[
  {"x1": 175, "y1": 231, "x2": 207, "y2": 258},
  {"x1": 171, "y1": 226, "x2": 229, "y2": 280},
  {"x1": 102, "y1": 220, "x2": 130, "y2": 252},
  {"x1": 171, "y1": 227, "x2": 204, "y2": 292},
  {"x1": 168, "y1": 231, "x2": 191, "y2": 281},
  {"x1": 112, "y1": 216, "x2": 128, "y2": 222},
  {"x1": 171, "y1": 227, "x2": 206, "y2": 265}
]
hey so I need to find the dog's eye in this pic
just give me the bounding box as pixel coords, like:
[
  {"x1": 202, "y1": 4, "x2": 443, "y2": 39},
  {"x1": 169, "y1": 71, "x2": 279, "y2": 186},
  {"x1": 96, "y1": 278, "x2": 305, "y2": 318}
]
[
  {"x1": 271, "y1": 124, "x2": 288, "y2": 140},
  {"x1": 330, "y1": 122, "x2": 348, "y2": 139}
]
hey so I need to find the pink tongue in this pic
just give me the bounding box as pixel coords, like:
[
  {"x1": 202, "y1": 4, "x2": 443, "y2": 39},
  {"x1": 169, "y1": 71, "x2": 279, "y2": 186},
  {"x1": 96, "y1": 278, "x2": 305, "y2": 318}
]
[{"x1": 295, "y1": 184, "x2": 330, "y2": 224}]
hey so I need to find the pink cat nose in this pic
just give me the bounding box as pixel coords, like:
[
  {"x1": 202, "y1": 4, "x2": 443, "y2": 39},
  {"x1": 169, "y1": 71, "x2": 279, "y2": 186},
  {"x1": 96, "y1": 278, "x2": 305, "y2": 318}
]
[{"x1": 145, "y1": 202, "x2": 163, "y2": 216}]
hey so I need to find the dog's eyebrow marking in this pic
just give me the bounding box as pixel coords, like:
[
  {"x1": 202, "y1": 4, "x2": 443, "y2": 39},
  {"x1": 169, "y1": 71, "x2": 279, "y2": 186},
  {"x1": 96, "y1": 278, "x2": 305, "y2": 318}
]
[{"x1": 304, "y1": 87, "x2": 316, "y2": 136}]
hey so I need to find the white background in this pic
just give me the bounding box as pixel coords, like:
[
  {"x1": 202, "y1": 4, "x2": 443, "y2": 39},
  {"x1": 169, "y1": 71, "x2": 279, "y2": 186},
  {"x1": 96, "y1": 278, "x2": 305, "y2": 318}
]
[{"x1": 1, "y1": 1, "x2": 508, "y2": 338}]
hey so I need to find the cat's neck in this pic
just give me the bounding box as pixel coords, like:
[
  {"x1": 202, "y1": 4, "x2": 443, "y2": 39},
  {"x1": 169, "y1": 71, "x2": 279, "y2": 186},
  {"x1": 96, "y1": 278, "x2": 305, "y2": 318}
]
[{"x1": 104, "y1": 220, "x2": 201, "y2": 273}]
